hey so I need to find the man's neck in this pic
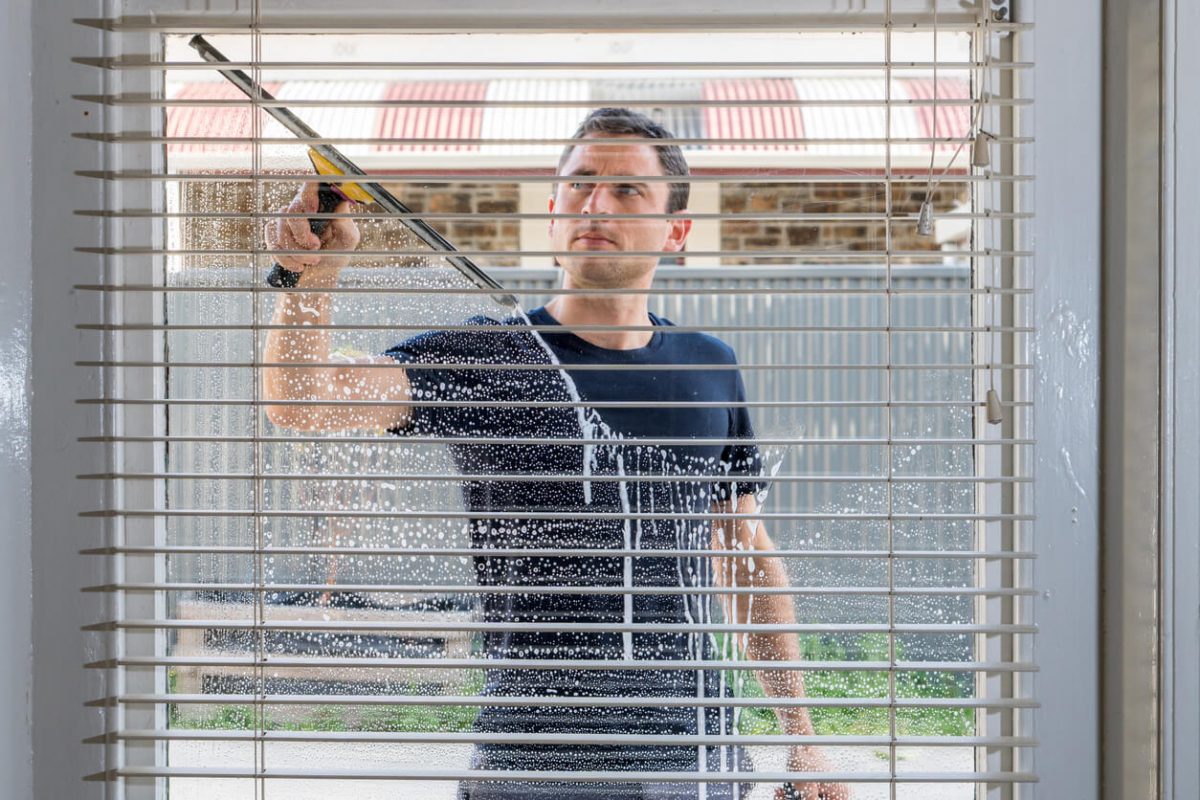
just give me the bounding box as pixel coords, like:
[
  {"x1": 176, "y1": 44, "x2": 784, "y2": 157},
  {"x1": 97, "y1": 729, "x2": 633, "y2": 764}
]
[{"x1": 543, "y1": 284, "x2": 653, "y2": 351}]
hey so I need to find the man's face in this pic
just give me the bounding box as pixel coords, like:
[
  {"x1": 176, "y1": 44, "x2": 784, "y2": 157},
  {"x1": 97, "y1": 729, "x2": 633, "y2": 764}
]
[{"x1": 548, "y1": 133, "x2": 691, "y2": 287}]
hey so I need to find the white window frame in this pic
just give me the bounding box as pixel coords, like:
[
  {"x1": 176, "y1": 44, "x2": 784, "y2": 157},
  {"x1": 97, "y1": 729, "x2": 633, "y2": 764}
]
[{"x1": 12, "y1": 1, "x2": 1124, "y2": 799}]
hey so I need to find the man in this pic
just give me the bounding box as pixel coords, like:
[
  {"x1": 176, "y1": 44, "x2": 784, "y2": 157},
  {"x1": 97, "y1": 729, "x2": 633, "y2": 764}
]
[{"x1": 264, "y1": 108, "x2": 849, "y2": 800}]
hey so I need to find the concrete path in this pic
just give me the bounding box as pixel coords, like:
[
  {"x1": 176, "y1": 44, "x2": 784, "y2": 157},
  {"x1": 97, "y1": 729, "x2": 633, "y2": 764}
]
[{"x1": 168, "y1": 741, "x2": 976, "y2": 799}]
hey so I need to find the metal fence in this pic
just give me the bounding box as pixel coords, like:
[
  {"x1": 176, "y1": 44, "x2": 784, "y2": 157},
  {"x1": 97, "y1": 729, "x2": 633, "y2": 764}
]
[{"x1": 165, "y1": 263, "x2": 975, "y2": 644}]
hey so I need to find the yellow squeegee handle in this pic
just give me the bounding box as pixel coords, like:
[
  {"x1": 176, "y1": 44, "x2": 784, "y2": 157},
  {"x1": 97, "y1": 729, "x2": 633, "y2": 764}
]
[{"x1": 306, "y1": 149, "x2": 374, "y2": 204}]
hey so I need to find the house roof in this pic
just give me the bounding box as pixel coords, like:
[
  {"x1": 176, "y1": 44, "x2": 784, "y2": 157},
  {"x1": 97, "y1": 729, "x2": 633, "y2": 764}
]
[{"x1": 165, "y1": 76, "x2": 973, "y2": 167}]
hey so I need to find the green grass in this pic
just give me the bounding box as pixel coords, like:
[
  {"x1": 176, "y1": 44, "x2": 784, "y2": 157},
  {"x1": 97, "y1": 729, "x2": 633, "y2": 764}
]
[
  {"x1": 168, "y1": 671, "x2": 486, "y2": 733},
  {"x1": 730, "y1": 634, "x2": 975, "y2": 738},
  {"x1": 171, "y1": 701, "x2": 481, "y2": 733},
  {"x1": 167, "y1": 637, "x2": 975, "y2": 737},
  {"x1": 358, "y1": 702, "x2": 480, "y2": 733}
]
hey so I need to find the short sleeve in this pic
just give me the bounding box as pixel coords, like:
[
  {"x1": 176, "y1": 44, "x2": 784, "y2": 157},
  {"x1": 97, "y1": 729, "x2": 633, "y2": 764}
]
[
  {"x1": 382, "y1": 338, "x2": 447, "y2": 436},
  {"x1": 714, "y1": 367, "x2": 767, "y2": 504},
  {"x1": 381, "y1": 316, "x2": 501, "y2": 438}
]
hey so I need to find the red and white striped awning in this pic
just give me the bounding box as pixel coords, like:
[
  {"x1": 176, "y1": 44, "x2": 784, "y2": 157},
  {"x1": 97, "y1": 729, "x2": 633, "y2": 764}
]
[
  {"x1": 166, "y1": 81, "x2": 283, "y2": 153},
  {"x1": 375, "y1": 81, "x2": 488, "y2": 152},
  {"x1": 701, "y1": 79, "x2": 805, "y2": 152},
  {"x1": 900, "y1": 78, "x2": 973, "y2": 151},
  {"x1": 165, "y1": 76, "x2": 972, "y2": 164}
]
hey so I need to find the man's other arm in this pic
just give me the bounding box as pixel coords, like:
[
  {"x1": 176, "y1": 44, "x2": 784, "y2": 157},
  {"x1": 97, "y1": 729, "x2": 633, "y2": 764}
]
[
  {"x1": 711, "y1": 493, "x2": 814, "y2": 734},
  {"x1": 712, "y1": 493, "x2": 850, "y2": 799}
]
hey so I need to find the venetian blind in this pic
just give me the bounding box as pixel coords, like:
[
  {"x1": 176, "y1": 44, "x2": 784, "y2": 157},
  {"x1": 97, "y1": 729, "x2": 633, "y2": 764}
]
[{"x1": 79, "y1": 2, "x2": 1034, "y2": 798}]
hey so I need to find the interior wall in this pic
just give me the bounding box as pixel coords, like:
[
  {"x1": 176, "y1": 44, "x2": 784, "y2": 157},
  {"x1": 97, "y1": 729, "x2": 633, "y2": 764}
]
[
  {"x1": 29, "y1": 0, "x2": 109, "y2": 797},
  {"x1": 1028, "y1": 0, "x2": 1103, "y2": 795},
  {"x1": 0, "y1": 0, "x2": 34, "y2": 795}
]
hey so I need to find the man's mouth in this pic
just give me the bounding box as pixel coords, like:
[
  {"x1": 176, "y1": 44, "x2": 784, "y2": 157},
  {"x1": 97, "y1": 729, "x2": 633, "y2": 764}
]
[{"x1": 575, "y1": 231, "x2": 616, "y2": 246}]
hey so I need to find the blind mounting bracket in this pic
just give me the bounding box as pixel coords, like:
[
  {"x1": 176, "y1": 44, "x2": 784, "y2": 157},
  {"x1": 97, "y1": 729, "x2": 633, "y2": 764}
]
[{"x1": 987, "y1": 0, "x2": 1013, "y2": 22}]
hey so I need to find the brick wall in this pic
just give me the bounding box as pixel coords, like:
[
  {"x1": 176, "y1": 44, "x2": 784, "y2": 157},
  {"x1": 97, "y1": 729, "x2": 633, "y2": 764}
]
[
  {"x1": 720, "y1": 181, "x2": 971, "y2": 265},
  {"x1": 181, "y1": 176, "x2": 967, "y2": 269},
  {"x1": 376, "y1": 182, "x2": 520, "y2": 267},
  {"x1": 181, "y1": 179, "x2": 520, "y2": 269}
]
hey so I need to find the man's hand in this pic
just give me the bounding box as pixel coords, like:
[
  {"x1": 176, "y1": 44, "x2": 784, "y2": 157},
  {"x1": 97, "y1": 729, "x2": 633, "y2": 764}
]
[
  {"x1": 265, "y1": 182, "x2": 361, "y2": 285},
  {"x1": 776, "y1": 743, "x2": 850, "y2": 800}
]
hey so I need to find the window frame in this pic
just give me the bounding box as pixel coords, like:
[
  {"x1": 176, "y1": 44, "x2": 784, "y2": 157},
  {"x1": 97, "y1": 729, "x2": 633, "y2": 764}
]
[{"x1": 19, "y1": 1, "x2": 1103, "y2": 798}]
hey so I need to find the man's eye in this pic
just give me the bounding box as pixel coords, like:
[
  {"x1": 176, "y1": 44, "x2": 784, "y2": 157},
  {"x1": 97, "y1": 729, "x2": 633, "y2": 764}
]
[
  {"x1": 615, "y1": 184, "x2": 639, "y2": 195},
  {"x1": 570, "y1": 182, "x2": 594, "y2": 191}
]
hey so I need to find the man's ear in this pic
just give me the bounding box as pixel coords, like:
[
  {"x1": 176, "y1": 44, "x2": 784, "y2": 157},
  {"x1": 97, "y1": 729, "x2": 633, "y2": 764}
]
[
  {"x1": 547, "y1": 195, "x2": 560, "y2": 267},
  {"x1": 663, "y1": 210, "x2": 693, "y2": 253}
]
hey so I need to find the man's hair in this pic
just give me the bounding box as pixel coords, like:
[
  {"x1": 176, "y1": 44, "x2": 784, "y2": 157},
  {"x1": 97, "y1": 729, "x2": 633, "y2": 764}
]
[{"x1": 556, "y1": 107, "x2": 690, "y2": 214}]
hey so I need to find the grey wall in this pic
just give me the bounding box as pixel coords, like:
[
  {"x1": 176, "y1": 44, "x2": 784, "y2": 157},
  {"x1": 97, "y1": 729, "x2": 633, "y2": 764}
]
[
  {"x1": 1029, "y1": 1, "x2": 1103, "y2": 797},
  {"x1": 29, "y1": 0, "x2": 110, "y2": 797},
  {"x1": 1, "y1": 0, "x2": 34, "y2": 796}
]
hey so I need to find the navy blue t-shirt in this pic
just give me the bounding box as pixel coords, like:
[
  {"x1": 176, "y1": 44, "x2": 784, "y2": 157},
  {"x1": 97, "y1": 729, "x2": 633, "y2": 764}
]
[{"x1": 384, "y1": 306, "x2": 765, "y2": 786}]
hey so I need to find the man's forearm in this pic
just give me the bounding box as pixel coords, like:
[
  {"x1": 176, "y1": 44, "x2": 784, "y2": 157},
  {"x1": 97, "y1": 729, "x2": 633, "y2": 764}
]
[
  {"x1": 716, "y1": 508, "x2": 818, "y2": 738},
  {"x1": 737, "y1": 546, "x2": 816, "y2": 737},
  {"x1": 722, "y1": 514, "x2": 845, "y2": 797},
  {"x1": 263, "y1": 278, "x2": 340, "y2": 420}
]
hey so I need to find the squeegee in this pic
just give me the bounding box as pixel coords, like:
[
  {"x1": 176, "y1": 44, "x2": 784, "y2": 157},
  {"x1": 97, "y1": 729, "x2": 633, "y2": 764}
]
[{"x1": 188, "y1": 34, "x2": 518, "y2": 309}]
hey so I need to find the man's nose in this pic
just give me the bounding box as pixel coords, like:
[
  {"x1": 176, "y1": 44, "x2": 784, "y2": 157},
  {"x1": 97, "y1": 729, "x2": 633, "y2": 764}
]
[{"x1": 580, "y1": 184, "x2": 612, "y2": 215}]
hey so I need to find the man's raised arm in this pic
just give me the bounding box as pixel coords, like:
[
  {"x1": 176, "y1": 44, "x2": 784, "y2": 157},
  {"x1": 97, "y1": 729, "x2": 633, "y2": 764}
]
[
  {"x1": 262, "y1": 183, "x2": 413, "y2": 433},
  {"x1": 712, "y1": 493, "x2": 850, "y2": 800}
]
